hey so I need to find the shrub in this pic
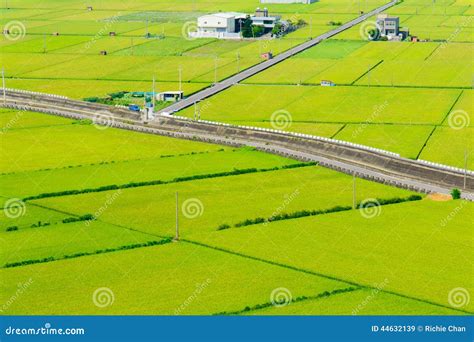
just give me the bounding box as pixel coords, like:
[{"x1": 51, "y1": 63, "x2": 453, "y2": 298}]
[
  {"x1": 217, "y1": 224, "x2": 231, "y2": 230},
  {"x1": 6, "y1": 226, "x2": 18, "y2": 232},
  {"x1": 451, "y1": 188, "x2": 461, "y2": 200}
]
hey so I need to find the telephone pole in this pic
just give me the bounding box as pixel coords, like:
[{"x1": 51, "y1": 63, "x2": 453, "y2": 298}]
[
  {"x1": 214, "y1": 58, "x2": 218, "y2": 85},
  {"x1": 151, "y1": 75, "x2": 156, "y2": 120},
  {"x1": 352, "y1": 173, "x2": 357, "y2": 209},
  {"x1": 174, "y1": 192, "x2": 180, "y2": 241},
  {"x1": 2, "y1": 67, "x2": 6, "y2": 105},
  {"x1": 178, "y1": 66, "x2": 182, "y2": 93},
  {"x1": 464, "y1": 149, "x2": 468, "y2": 190}
]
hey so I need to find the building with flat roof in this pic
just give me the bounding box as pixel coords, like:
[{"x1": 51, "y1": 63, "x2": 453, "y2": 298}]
[
  {"x1": 190, "y1": 12, "x2": 247, "y2": 39},
  {"x1": 251, "y1": 8, "x2": 280, "y2": 31},
  {"x1": 376, "y1": 14, "x2": 400, "y2": 39}
]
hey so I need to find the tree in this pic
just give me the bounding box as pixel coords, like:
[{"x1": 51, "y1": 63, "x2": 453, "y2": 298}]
[
  {"x1": 451, "y1": 188, "x2": 461, "y2": 200},
  {"x1": 252, "y1": 25, "x2": 264, "y2": 37},
  {"x1": 271, "y1": 22, "x2": 283, "y2": 36},
  {"x1": 241, "y1": 16, "x2": 253, "y2": 38}
]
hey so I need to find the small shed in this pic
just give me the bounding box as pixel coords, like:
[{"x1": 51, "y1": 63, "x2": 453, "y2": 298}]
[
  {"x1": 100, "y1": 50, "x2": 108, "y2": 55},
  {"x1": 321, "y1": 80, "x2": 335, "y2": 87},
  {"x1": 261, "y1": 52, "x2": 273, "y2": 60},
  {"x1": 87, "y1": 6, "x2": 93, "y2": 11},
  {"x1": 157, "y1": 91, "x2": 184, "y2": 102},
  {"x1": 52, "y1": 32, "x2": 60, "y2": 36},
  {"x1": 109, "y1": 32, "x2": 116, "y2": 36}
]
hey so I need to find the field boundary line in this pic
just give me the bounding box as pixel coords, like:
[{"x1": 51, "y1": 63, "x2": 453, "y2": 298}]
[
  {"x1": 350, "y1": 60, "x2": 384, "y2": 85},
  {"x1": 22, "y1": 163, "x2": 315, "y2": 202},
  {"x1": 415, "y1": 90, "x2": 465, "y2": 159},
  {"x1": 183, "y1": 239, "x2": 472, "y2": 314},
  {"x1": 2, "y1": 238, "x2": 172, "y2": 269},
  {"x1": 415, "y1": 126, "x2": 437, "y2": 160},
  {"x1": 214, "y1": 286, "x2": 363, "y2": 315}
]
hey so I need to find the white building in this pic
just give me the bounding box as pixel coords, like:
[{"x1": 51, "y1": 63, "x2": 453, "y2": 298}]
[
  {"x1": 190, "y1": 12, "x2": 247, "y2": 39},
  {"x1": 251, "y1": 8, "x2": 280, "y2": 31}
]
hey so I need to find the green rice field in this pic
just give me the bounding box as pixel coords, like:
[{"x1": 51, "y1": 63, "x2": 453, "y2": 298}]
[{"x1": 0, "y1": 0, "x2": 472, "y2": 317}]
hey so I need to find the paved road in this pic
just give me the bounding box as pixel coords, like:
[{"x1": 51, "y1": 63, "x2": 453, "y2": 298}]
[{"x1": 157, "y1": 0, "x2": 398, "y2": 115}]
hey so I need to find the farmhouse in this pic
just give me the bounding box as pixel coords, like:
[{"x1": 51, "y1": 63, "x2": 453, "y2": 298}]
[
  {"x1": 376, "y1": 14, "x2": 408, "y2": 40},
  {"x1": 157, "y1": 91, "x2": 184, "y2": 102},
  {"x1": 190, "y1": 12, "x2": 247, "y2": 39},
  {"x1": 251, "y1": 8, "x2": 280, "y2": 32},
  {"x1": 190, "y1": 8, "x2": 283, "y2": 39}
]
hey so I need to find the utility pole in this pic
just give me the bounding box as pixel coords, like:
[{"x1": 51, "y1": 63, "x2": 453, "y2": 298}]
[
  {"x1": 464, "y1": 149, "x2": 468, "y2": 190},
  {"x1": 2, "y1": 67, "x2": 6, "y2": 105},
  {"x1": 367, "y1": 64, "x2": 370, "y2": 87},
  {"x1": 178, "y1": 66, "x2": 182, "y2": 93},
  {"x1": 152, "y1": 75, "x2": 156, "y2": 119},
  {"x1": 237, "y1": 51, "x2": 240, "y2": 73},
  {"x1": 174, "y1": 192, "x2": 180, "y2": 241},
  {"x1": 214, "y1": 58, "x2": 218, "y2": 85},
  {"x1": 131, "y1": 37, "x2": 134, "y2": 56},
  {"x1": 352, "y1": 173, "x2": 357, "y2": 209},
  {"x1": 310, "y1": 17, "x2": 313, "y2": 38},
  {"x1": 43, "y1": 34, "x2": 47, "y2": 53},
  {"x1": 194, "y1": 101, "x2": 197, "y2": 120}
]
